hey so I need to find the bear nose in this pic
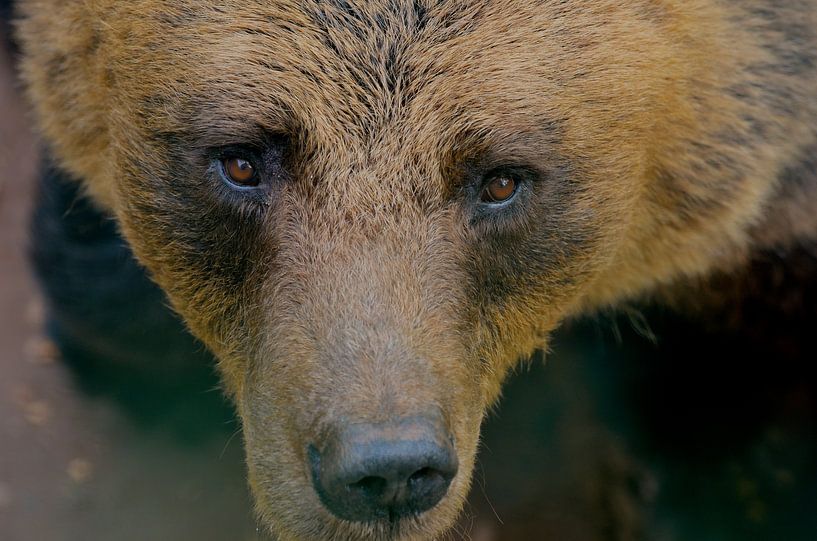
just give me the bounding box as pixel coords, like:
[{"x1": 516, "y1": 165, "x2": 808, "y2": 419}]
[{"x1": 309, "y1": 416, "x2": 458, "y2": 522}]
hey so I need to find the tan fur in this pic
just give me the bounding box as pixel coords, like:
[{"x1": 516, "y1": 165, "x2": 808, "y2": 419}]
[{"x1": 15, "y1": 1, "x2": 817, "y2": 539}]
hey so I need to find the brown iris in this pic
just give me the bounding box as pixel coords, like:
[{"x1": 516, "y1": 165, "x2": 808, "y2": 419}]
[
  {"x1": 481, "y1": 175, "x2": 517, "y2": 203},
  {"x1": 222, "y1": 157, "x2": 258, "y2": 186}
]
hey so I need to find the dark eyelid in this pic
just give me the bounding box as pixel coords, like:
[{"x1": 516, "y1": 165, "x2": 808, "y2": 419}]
[
  {"x1": 211, "y1": 144, "x2": 263, "y2": 161},
  {"x1": 205, "y1": 131, "x2": 291, "y2": 164},
  {"x1": 482, "y1": 165, "x2": 539, "y2": 183}
]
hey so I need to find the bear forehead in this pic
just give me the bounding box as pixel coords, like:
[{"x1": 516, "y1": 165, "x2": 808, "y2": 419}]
[
  {"x1": 113, "y1": 0, "x2": 567, "y2": 153},
  {"x1": 107, "y1": 0, "x2": 660, "y2": 201}
]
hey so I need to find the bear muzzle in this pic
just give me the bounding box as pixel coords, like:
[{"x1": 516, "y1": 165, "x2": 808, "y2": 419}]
[{"x1": 308, "y1": 415, "x2": 458, "y2": 522}]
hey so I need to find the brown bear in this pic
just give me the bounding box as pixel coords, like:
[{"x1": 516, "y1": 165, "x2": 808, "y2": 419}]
[{"x1": 14, "y1": 0, "x2": 817, "y2": 539}]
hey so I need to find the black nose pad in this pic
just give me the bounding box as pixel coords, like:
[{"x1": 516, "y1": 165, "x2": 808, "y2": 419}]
[{"x1": 309, "y1": 416, "x2": 458, "y2": 522}]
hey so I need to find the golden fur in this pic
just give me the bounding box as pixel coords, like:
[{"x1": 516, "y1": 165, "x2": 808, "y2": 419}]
[{"x1": 15, "y1": 1, "x2": 817, "y2": 539}]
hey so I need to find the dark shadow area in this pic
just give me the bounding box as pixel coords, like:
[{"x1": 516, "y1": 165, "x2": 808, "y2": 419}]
[
  {"x1": 31, "y1": 163, "x2": 236, "y2": 444},
  {"x1": 0, "y1": 0, "x2": 16, "y2": 52},
  {"x1": 469, "y1": 291, "x2": 817, "y2": 540}
]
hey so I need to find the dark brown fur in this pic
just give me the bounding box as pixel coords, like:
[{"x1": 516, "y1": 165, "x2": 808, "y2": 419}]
[{"x1": 15, "y1": 1, "x2": 817, "y2": 539}]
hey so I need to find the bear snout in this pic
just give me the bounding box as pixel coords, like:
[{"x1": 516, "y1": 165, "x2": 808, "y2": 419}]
[{"x1": 308, "y1": 415, "x2": 458, "y2": 522}]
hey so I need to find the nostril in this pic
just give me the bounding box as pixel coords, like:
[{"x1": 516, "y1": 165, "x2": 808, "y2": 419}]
[
  {"x1": 348, "y1": 475, "x2": 387, "y2": 497},
  {"x1": 408, "y1": 467, "x2": 438, "y2": 486},
  {"x1": 407, "y1": 466, "x2": 451, "y2": 500}
]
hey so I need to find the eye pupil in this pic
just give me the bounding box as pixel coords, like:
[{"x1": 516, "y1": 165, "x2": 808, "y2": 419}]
[
  {"x1": 482, "y1": 175, "x2": 517, "y2": 203},
  {"x1": 223, "y1": 157, "x2": 257, "y2": 186}
]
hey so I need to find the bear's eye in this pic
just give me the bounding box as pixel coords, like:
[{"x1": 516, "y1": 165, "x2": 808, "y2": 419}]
[
  {"x1": 221, "y1": 156, "x2": 258, "y2": 187},
  {"x1": 480, "y1": 174, "x2": 518, "y2": 204}
]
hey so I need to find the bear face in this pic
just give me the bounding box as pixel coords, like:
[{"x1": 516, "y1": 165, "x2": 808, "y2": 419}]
[
  {"x1": 105, "y1": 8, "x2": 621, "y2": 539},
  {"x1": 17, "y1": 0, "x2": 817, "y2": 539}
]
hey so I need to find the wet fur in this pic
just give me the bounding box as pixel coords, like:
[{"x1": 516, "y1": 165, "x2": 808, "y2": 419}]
[{"x1": 15, "y1": 1, "x2": 817, "y2": 539}]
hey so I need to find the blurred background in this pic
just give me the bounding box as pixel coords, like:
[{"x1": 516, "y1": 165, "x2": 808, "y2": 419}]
[{"x1": 2, "y1": 15, "x2": 816, "y2": 541}]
